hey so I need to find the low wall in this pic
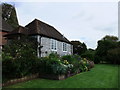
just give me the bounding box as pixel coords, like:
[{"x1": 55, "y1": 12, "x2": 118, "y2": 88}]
[
  {"x1": 2, "y1": 73, "x2": 39, "y2": 87},
  {"x1": 39, "y1": 74, "x2": 65, "y2": 80},
  {"x1": 2, "y1": 71, "x2": 84, "y2": 87}
]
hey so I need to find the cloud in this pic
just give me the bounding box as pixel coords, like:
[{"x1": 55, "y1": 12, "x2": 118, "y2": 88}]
[
  {"x1": 94, "y1": 22, "x2": 118, "y2": 33},
  {"x1": 11, "y1": 2, "x2": 118, "y2": 49}
]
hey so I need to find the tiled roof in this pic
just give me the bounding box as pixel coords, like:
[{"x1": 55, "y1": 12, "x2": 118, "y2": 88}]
[
  {"x1": 0, "y1": 19, "x2": 14, "y2": 32},
  {"x1": 25, "y1": 19, "x2": 71, "y2": 44},
  {"x1": 5, "y1": 26, "x2": 28, "y2": 36},
  {"x1": 5, "y1": 19, "x2": 71, "y2": 44}
]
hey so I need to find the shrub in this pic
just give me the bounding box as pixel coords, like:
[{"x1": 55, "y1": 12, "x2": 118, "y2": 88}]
[
  {"x1": 2, "y1": 36, "x2": 38, "y2": 81},
  {"x1": 61, "y1": 55, "x2": 94, "y2": 73},
  {"x1": 3, "y1": 47, "x2": 95, "y2": 82},
  {"x1": 81, "y1": 49, "x2": 95, "y2": 61},
  {"x1": 37, "y1": 53, "x2": 62, "y2": 74},
  {"x1": 51, "y1": 64, "x2": 67, "y2": 75},
  {"x1": 49, "y1": 53, "x2": 60, "y2": 59},
  {"x1": 37, "y1": 57, "x2": 48, "y2": 74},
  {"x1": 72, "y1": 55, "x2": 81, "y2": 61},
  {"x1": 94, "y1": 55, "x2": 101, "y2": 64},
  {"x1": 61, "y1": 55, "x2": 75, "y2": 64},
  {"x1": 2, "y1": 52, "x2": 16, "y2": 82}
]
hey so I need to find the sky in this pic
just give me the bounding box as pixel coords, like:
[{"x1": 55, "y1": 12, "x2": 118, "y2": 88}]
[{"x1": 1, "y1": 1, "x2": 118, "y2": 49}]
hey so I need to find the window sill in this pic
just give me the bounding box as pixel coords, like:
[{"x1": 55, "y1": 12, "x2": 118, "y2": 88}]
[
  {"x1": 51, "y1": 49, "x2": 57, "y2": 51},
  {"x1": 63, "y1": 51, "x2": 67, "y2": 52}
]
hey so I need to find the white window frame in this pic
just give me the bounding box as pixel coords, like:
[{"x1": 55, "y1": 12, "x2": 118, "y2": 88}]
[
  {"x1": 62, "y1": 42, "x2": 67, "y2": 52},
  {"x1": 50, "y1": 39, "x2": 57, "y2": 51}
]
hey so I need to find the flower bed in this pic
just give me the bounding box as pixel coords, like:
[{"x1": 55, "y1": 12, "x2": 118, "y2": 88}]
[
  {"x1": 2, "y1": 37, "x2": 95, "y2": 87},
  {"x1": 38, "y1": 54, "x2": 94, "y2": 80},
  {"x1": 2, "y1": 53, "x2": 94, "y2": 87}
]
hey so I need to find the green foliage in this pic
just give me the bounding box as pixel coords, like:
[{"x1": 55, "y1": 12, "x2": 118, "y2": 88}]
[
  {"x1": 37, "y1": 54, "x2": 94, "y2": 75},
  {"x1": 95, "y1": 35, "x2": 119, "y2": 64},
  {"x1": 37, "y1": 53, "x2": 64, "y2": 75},
  {"x1": 107, "y1": 48, "x2": 120, "y2": 64},
  {"x1": 61, "y1": 55, "x2": 80, "y2": 73},
  {"x1": 61, "y1": 55, "x2": 75, "y2": 64},
  {"x1": 102, "y1": 35, "x2": 118, "y2": 42},
  {"x1": 81, "y1": 49, "x2": 95, "y2": 61},
  {"x1": 2, "y1": 36, "x2": 38, "y2": 81},
  {"x1": 51, "y1": 64, "x2": 67, "y2": 75},
  {"x1": 2, "y1": 52, "x2": 16, "y2": 82},
  {"x1": 80, "y1": 58, "x2": 94, "y2": 71},
  {"x1": 49, "y1": 53, "x2": 60, "y2": 59},
  {"x1": 94, "y1": 55, "x2": 100, "y2": 64},
  {"x1": 3, "y1": 41, "x2": 94, "y2": 82},
  {"x1": 6, "y1": 64, "x2": 118, "y2": 88},
  {"x1": 71, "y1": 41, "x2": 87, "y2": 55},
  {"x1": 61, "y1": 55, "x2": 94, "y2": 73},
  {"x1": 36, "y1": 57, "x2": 48, "y2": 74}
]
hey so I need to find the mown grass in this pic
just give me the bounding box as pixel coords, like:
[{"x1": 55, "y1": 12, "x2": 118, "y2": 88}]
[{"x1": 4, "y1": 64, "x2": 119, "y2": 88}]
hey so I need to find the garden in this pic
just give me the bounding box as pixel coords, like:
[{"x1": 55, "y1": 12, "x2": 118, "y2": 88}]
[
  {"x1": 1, "y1": 3, "x2": 120, "y2": 88},
  {"x1": 2, "y1": 52, "x2": 94, "y2": 86},
  {"x1": 2, "y1": 35, "x2": 120, "y2": 88},
  {"x1": 5, "y1": 64, "x2": 119, "y2": 88},
  {"x1": 2, "y1": 37, "x2": 94, "y2": 87}
]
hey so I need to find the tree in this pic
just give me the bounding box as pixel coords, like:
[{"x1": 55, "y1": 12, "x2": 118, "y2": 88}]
[
  {"x1": 107, "y1": 48, "x2": 120, "y2": 64},
  {"x1": 71, "y1": 41, "x2": 87, "y2": 55},
  {"x1": 1, "y1": 3, "x2": 19, "y2": 28},
  {"x1": 102, "y1": 35, "x2": 118, "y2": 42},
  {"x1": 95, "y1": 35, "x2": 119, "y2": 64}
]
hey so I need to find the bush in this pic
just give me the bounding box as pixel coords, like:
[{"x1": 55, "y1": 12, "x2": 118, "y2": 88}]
[
  {"x1": 37, "y1": 53, "x2": 63, "y2": 74},
  {"x1": 51, "y1": 64, "x2": 67, "y2": 75},
  {"x1": 61, "y1": 55, "x2": 94, "y2": 73},
  {"x1": 94, "y1": 55, "x2": 101, "y2": 64},
  {"x1": 2, "y1": 37, "x2": 38, "y2": 81},
  {"x1": 49, "y1": 53, "x2": 60, "y2": 59},
  {"x1": 3, "y1": 46, "x2": 95, "y2": 82},
  {"x1": 72, "y1": 55, "x2": 81, "y2": 61},
  {"x1": 79, "y1": 58, "x2": 94, "y2": 71},
  {"x1": 61, "y1": 55, "x2": 75, "y2": 64},
  {"x1": 81, "y1": 49, "x2": 95, "y2": 61},
  {"x1": 2, "y1": 52, "x2": 16, "y2": 81}
]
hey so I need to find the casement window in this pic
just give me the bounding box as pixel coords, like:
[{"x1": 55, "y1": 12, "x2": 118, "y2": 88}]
[
  {"x1": 51, "y1": 39, "x2": 57, "y2": 51},
  {"x1": 63, "y1": 42, "x2": 67, "y2": 51}
]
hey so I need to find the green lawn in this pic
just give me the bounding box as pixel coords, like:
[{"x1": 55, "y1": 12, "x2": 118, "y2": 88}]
[{"x1": 5, "y1": 64, "x2": 119, "y2": 88}]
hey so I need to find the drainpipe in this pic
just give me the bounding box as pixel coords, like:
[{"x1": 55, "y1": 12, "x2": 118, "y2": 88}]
[
  {"x1": 37, "y1": 35, "x2": 40, "y2": 58},
  {"x1": 37, "y1": 35, "x2": 41, "y2": 58},
  {"x1": 39, "y1": 36, "x2": 41, "y2": 57},
  {"x1": 71, "y1": 45, "x2": 73, "y2": 55}
]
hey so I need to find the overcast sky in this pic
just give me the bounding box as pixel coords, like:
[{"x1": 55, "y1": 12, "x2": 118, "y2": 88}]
[{"x1": 3, "y1": 1, "x2": 118, "y2": 49}]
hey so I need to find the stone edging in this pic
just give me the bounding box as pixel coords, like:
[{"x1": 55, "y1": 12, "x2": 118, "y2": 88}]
[{"x1": 2, "y1": 73, "x2": 39, "y2": 87}]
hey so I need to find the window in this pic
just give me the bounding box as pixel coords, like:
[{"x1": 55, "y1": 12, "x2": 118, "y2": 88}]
[
  {"x1": 51, "y1": 39, "x2": 57, "y2": 51},
  {"x1": 63, "y1": 42, "x2": 67, "y2": 51}
]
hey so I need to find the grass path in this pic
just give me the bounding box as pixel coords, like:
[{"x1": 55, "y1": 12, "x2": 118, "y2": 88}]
[{"x1": 5, "y1": 64, "x2": 119, "y2": 88}]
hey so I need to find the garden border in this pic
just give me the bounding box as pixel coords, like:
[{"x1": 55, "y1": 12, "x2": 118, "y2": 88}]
[
  {"x1": 2, "y1": 73, "x2": 39, "y2": 87},
  {"x1": 2, "y1": 71, "x2": 81, "y2": 87}
]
